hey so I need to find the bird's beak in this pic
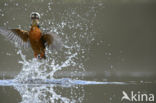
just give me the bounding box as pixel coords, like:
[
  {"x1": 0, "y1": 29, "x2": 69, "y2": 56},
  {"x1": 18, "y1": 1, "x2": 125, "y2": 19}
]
[{"x1": 32, "y1": 19, "x2": 39, "y2": 26}]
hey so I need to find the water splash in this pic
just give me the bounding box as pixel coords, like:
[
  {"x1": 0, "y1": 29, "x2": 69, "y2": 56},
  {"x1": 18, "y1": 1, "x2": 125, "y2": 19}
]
[
  {"x1": 12, "y1": 0, "x2": 104, "y2": 82},
  {"x1": 13, "y1": 45, "x2": 85, "y2": 103},
  {"x1": 0, "y1": 1, "x2": 105, "y2": 103},
  {"x1": 15, "y1": 49, "x2": 78, "y2": 81},
  {"x1": 0, "y1": 78, "x2": 129, "y2": 103},
  {"x1": 15, "y1": 85, "x2": 76, "y2": 103},
  {"x1": 11, "y1": 2, "x2": 99, "y2": 102}
]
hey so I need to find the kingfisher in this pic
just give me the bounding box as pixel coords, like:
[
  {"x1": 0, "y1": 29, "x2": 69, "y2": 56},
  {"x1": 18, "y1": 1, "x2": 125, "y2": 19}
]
[{"x1": 0, "y1": 12, "x2": 62, "y2": 59}]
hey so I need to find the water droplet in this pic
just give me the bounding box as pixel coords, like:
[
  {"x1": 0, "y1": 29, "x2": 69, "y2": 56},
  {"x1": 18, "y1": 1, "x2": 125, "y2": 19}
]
[
  {"x1": 140, "y1": 80, "x2": 144, "y2": 83},
  {"x1": 18, "y1": 25, "x2": 21, "y2": 29},
  {"x1": 3, "y1": 23, "x2": 6, "y2": 26},
  {"x1": 24, "y1": 4, "x2": 27, "y2": 6},
  {"x1": 48, "y1": 2, "x2": 51, "y2": 6},
  {"x1": 97, "y1": 43, "x2": 100, "y2": 45},
  {"x1": 108, "y1": 53, "x2": 112, "y2": 55},
  {"x1": 107, "y1": 43, "x2": 111, "y2": 47},
  {"x1": 4, "y1": 3, "x2": 8, "y2": 6},
  {"x1": 6, "y1": 53, "x2": 11, "y2": 56},
  {"x1": 13, "y1": 18, "x2": 15, "y2": 21},
  {"x1": 98, "y1": 3, "x2": 104, "y2": 7},
  {"x1": 15, "y1": 3, "x2": 19, "y2": 6},
  {"x1": 24, "y1": 8, "x2": 27, "y2": 11}
]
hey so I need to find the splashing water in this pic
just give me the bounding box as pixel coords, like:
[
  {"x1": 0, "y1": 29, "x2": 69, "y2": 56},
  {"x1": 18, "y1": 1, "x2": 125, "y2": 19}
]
[
  {"x1": 11, "y1": 3, "x2": 100, "y2": 103},
  {"x1": 13, "y1": 45, "x2": 86, "y2": 103},
  {"x1": 12, "y1": 1, "x2": 104, "y2": 83},
  {"x1": 0, "y1": 1, "x2": 105, "y2": 103},
  {"x1": 14, "y1": 85, "x2": 77, "y2": 103},
  {"x1": 15, "y1": 49, "x2": 78, "y2": 81}
]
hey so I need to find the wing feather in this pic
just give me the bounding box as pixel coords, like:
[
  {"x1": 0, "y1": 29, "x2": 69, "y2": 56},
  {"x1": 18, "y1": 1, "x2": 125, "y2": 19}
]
[
  {"x1": 41, "y1": 32, "x2": 63, "y2": 50},
  {"x1": 0, "y1": 27, "x2": 30, "y2": 49}
]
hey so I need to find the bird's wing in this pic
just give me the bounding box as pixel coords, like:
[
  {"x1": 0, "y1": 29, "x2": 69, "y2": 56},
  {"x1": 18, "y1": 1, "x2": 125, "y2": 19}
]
[
  {"x1": 41, "y1": 32, "x2": 63, "y2": 50},
  {"x1": 0, "y1": 27, "x2": 30, "y2": 48}
]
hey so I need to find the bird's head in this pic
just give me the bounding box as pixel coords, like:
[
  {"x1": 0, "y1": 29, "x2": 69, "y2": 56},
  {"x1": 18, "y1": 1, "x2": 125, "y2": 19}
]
[{"x1": 30, "y1": 12, "x2": 40, "y2": 26}]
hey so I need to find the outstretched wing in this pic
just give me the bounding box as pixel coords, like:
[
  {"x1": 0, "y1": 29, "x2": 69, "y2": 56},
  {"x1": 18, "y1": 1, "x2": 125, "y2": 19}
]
[
  {"x1": 0, "y1": 27, "x2": 29, "y2": 48},
  {"x1": 41, "y1": 32, "x2": 63, "y2": 50}
]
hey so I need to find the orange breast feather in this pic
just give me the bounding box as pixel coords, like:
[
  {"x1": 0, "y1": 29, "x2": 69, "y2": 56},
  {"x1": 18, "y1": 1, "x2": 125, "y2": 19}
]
[{"x1": 29, "y1": 26, "x2": 41, "y2": 41}]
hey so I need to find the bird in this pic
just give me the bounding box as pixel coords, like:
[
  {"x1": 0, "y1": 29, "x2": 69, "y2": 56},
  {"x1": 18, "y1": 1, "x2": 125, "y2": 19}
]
[{"x1": 0, "y1": 12, "x2": 62, "y2": 59}]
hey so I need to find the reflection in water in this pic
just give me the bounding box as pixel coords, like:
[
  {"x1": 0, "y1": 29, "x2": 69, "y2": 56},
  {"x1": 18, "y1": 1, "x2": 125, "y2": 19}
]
[
  {"x1": 14, "y1": 85, "x2": 77, "y2": 103},
  {"x1": 0, "y1": 46, "x2": 128, "y2": 103},
  {"x1": 12, "y1": 50, "x2": 126, "y2": 103},
  {"x1": 0, "y1": 78, "x2": 128, "y2": 103}
]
